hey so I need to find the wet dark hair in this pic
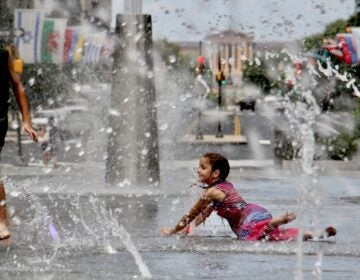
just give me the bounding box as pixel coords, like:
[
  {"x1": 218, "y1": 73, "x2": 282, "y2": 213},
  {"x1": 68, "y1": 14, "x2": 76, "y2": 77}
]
[{"x1": 202, "y1": 153, "x2": 230, "y2": 181}]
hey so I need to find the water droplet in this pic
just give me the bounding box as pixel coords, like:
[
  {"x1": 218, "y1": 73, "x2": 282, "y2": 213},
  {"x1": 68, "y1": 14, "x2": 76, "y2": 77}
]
[
  {"x1": 106, "y1": 127, "x2": 113, "y2": 134},
  {"x1": 134, "y1": 33, "x2": 142, "y2": 42},
  {"x1": 105, "y1": 243, "x2": 117, "y2": 254},
  {"x1": 144, "y1": 132, "x2": 151, "y2": 138},
  {"x1": 7, "y1": 190, "x2": 20, "y2": 199},
  {"x1": 12, "y1": 216, "x2": 21, "y2": 225},
  {"x1": 118, "y1": 179, "x2": 131, "y2": 187},
  {"x1": 109, "y1": 109, "x2": 120, "y2": 116},
  {"x1": 147, "y1": 71, "x2": 154, "y2": 79},
  {"x1": 169, "y1": 55, "x2": 176, "y2": 63},
  {"x1": 159, "y1": 123, "x2": 169, "y2": 130},
  {"x1": 28, "y1": 77, "x2": 35, "y2": 86},
  {"x1": 44, "y1": 168, "x2": 52, "y2": 174},
  {"x1": 73, "y1": 84, "x2": 81, "y2": 92}
]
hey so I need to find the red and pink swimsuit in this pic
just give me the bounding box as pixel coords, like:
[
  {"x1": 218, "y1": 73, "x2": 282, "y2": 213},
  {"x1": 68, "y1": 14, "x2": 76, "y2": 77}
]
[{"x1": 212, "y1": 181, "x2": 298, "y2": 241}]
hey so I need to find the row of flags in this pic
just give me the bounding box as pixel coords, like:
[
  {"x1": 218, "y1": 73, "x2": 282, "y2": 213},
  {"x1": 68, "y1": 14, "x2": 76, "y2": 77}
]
[
  {"x1": 14, "y1": 9, "x2": 114, "y2": 64},
  {"x1": 322, "y1": 27, "x2": 360, "y2": 65}
]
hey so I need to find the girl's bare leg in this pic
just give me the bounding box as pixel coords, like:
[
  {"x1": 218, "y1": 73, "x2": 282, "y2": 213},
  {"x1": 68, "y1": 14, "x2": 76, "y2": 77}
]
[
  {"x1": 303, "y1": 230, "x2": 314, "y2": 241},
  {"x1": 268, "y1": 211, "x2": 336, "y2": 241},
  {"x1": 268, "y1": 211, "x2": 296, "y2": 229},
  {"x1": 303, "y1": 226, "x2": 337, "y2": 241}
]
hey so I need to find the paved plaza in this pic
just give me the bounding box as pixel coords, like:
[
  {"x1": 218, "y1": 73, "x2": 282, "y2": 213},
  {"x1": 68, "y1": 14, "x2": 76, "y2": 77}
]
[{"x1": 0, "y1": 160, "x2": 359, "y2": 279}]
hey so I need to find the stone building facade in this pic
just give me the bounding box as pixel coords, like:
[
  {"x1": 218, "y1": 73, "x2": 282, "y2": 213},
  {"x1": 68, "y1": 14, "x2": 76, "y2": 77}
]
[{"x1": 204, "y1": 29, "x2": 254, "y2": 86}]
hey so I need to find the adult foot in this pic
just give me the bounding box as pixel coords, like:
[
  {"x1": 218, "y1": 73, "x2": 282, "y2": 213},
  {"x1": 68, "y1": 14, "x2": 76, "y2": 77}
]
[{"x1": 0, "y1": 222, "x2": 10, "y2": 240}]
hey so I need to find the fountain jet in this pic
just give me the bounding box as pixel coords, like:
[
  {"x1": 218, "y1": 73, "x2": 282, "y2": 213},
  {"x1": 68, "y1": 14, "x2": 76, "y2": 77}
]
[{"x1": 106, "y1": 14, "x2": 160, "y2": 186}]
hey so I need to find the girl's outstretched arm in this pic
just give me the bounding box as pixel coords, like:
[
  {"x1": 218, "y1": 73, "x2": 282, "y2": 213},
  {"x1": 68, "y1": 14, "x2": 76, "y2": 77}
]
[
  {"x1": 160, "y1": 196, "x2": 212, "y2": 236},
  {"x1": 194, "y1": 204, "x2": 213, "y2": 226}
]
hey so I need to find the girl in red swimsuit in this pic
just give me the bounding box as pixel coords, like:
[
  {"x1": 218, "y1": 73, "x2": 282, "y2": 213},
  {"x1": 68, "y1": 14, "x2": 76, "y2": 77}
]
[{"x1": 161, "y1": 153, "x2": 336, "y2": 241}]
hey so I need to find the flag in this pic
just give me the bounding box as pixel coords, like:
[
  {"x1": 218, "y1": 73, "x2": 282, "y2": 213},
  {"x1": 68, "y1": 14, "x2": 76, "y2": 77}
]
[
  {"x1": 344, "y1": 34, "x2": 358, "y2": 64},
  {"x1": 83, "y1": 33, "x2": 106, "y2": 64},
  {"x1": 351, "y1": 27, "x2": 360, "y2": 63},
  {"x1": 41, "y1": 18, "x2": 67, "y2": 64},
  {"x1": 63, "y1": 28, "x2": 85, "y2": 63},
  {"x1": 100, "y1": 35, "x2": 115, "y2": 63},
  {"x1": 14, "y1": 9, "x2": 45, "y2": 63},
  {"x1": 73, "y1": 34, "x2": 85, "y2": 63},
  {"x1": 336, "y1": 34, "x2": 356, "y2": 64}
]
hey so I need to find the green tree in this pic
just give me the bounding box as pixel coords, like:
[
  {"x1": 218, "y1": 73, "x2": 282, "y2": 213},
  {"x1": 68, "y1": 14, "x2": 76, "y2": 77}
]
[
  {"x1": 242, "y1": 58, "x2": 271, "y2": 93},
  {"x1": 323, "y1": 19, "x2": 348, "y2": 38},
  {"x1": 304, "y1": 19, "x2": 348, "y2": 51},
  {"x1": 303, "y1": 33, "x2": 325, "y2": 51},
  {"x1": 0, "y1": 0, "x2": 12, "y2": 30},
  {"x1": 347, "y1": 13, "x2": 360, "y2": 27},
  {"x1": 154, "y1": 39, "x2": 192, "y2": 73}
]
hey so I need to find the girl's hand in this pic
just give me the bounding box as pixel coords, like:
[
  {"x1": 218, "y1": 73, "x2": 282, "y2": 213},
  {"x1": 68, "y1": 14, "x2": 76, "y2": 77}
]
[{"x1": 160, "y1": 227, "x2": 176, "y2": 236}]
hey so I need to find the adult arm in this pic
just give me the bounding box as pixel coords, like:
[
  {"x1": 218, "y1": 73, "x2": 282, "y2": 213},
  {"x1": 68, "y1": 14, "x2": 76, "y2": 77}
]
[{"x1": 8, "y1": 51, "x2": 38, "y2": 142}]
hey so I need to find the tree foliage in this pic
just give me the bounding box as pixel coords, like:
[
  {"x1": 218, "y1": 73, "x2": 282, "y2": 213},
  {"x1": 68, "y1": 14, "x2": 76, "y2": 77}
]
[
  {"x1": 242, "y1": 59, "x2": 271, "y2": 93},
  {"x1": 154, "y1": 39, "x2": 192, "y2": 73},
  {"x1": 323, "y1": 19, "x2": 349, "y2": 38},
  {"x1": 0, "y1": 1, "x2": 12, "y2": 29},
  {"x1": 304, "y1": 15, "x2": 360, "y2": 51}
]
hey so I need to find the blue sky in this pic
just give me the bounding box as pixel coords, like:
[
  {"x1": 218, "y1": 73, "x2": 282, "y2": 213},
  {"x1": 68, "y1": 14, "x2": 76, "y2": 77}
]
[{"x1": 138, "y1": 0, "x2": 356, "y2": 42}]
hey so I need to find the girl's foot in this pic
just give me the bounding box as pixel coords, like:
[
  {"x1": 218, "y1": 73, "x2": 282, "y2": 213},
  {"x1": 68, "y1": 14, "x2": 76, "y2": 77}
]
[
  {"x1": 304, "y1": 226, "x2": 337, "y2": 241},
  {"x1": 284, "y1": 211, "x2": 296, "y2": 224},
  {"x1": 322, "y1": 226, "x2": 337, "y2": 238},
  {"x1": 0, "y1": 222, "x2": 10, "y2": 240}
]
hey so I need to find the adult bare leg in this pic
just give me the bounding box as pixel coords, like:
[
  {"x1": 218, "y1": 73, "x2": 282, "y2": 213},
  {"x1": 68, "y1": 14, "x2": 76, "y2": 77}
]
[{"x1": 0, "y1": 180, "x2": 10, "y2": 240}]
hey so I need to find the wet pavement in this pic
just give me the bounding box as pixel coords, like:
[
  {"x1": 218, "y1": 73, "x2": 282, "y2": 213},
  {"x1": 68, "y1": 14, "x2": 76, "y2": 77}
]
[{"x1": 0, "y1": 162, "x2": 360, "y2": 279}]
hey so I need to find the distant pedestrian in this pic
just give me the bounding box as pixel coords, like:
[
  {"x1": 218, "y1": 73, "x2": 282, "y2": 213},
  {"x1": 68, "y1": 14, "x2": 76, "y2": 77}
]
[
  {"x1": 38, "y1": 125, "x2": 49, "y2": 164},
  {"x1": 161, "y1": 153, "x2": 337, "y2": 241},
  {"x1": 42, "y1": 116, "x2": 60, "y2": 168},
  {"x1": 0, "y1": 44, "x2": 38, "y2": 240}
]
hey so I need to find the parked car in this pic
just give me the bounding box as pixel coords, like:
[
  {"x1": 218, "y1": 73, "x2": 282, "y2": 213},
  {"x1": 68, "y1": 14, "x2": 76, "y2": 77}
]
[
  {"x1": 239, "y1": 99, "x2": 256, "y2": 111},
  {"x1": 234, "y1": 83, "x2": 261, "y2": 111}
]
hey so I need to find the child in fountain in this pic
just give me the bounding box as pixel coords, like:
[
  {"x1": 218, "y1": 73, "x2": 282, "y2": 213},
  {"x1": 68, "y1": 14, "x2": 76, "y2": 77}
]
[{"x1": 160, "y1": 153, "x2": 336, "y2": 241}]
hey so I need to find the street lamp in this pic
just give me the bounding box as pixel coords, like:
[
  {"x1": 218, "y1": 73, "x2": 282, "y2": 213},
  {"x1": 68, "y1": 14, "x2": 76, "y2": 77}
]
[
  {"x1": 195, "y1": 41, "x2": 205, "y2": 140},
  {"x1": 227, "y1": 44, "x2": 233, "y2": 85},
  {"x1": 215, "y1": 50, "x2": 225, "y2": 138}
]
